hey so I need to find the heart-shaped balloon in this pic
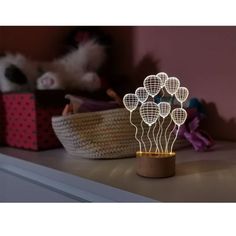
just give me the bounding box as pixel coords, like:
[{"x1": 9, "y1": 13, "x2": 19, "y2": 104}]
[
  {"x1": 140, "y1": 101, "x2": 159, "y2": 126},
  {"x1": 175, "y1": 87, "x2": 189, "y2": 103},
  {"x1": 143, "y1": 75, "x2": 162, "y2": 97},
  {"x1": 171, "y1": 108, "x2": 187, "y2": 126},
  {"x1": 165, "y1": 77, "x2": 180, "y2": 96},
  {"x1": 135, "y1": 87, "x2": 148, "y2": 103},
  {"x1": 123, "y1": 93, "x2": 139, "y2": 112},
  {"x1": 158, "y1": 102, "x2": 171, "y2": 118},
  {"x1": 156, "y1": 72, "x2": 168, "y2": 88}
]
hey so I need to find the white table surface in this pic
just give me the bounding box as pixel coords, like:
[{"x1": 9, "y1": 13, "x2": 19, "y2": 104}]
[{"x1": 0, "y1": 141, "x2": 236, "y2": 202}]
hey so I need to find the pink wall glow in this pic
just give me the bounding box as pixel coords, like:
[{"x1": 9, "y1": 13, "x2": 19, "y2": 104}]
[
  {"x1": 131, "y1": 27, "x2": 236, "y2": 140},
  {"x1": 1, "y1": 27, "x2": 235, "y2": 140}
]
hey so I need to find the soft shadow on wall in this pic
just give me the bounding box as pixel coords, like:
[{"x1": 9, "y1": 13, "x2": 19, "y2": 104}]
[
  {"x1": 103, "y1": 26, "x2": 236, "y2": 142},
  {"x1": 1, "y1": 26, "x2": 235, "y2": 141},
  {"x1": 101, "y1": 26, "x2": 160, "y2": 95},
  {"x1": 202, "y1": 101, "x2": 236, "y2": 141}
]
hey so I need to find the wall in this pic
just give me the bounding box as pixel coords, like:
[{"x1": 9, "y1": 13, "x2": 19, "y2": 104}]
[
  {"x1": 0, "y1": 26, "x2": 75, "y2": 60},
  {"x1": 102, "y1": 26, "x2": 236, "y2": 141},
  {"x1": 0, "y1": 26, "x2": 236, "y2": 140},
  {"x1": 131, "y1": 27, "x2": 236, "y2": 141}
]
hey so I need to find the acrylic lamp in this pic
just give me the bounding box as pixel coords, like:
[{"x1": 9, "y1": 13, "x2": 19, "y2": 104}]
[{"x1": 123, "y1": 73, "x2": 189, "y2": 178}]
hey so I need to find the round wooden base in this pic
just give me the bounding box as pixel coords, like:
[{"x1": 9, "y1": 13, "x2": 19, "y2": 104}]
[{"x1": 136, "y1": 152, "x2": 176, "y2": 178}]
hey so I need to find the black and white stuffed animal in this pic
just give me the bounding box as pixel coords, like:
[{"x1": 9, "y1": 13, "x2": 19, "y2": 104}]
[
  {"x1": 0, "y1": 39, "x2": 106, "y2": 93},
  {"x1": 0, "y1": 53, "x2": 38, "y2": 92}
]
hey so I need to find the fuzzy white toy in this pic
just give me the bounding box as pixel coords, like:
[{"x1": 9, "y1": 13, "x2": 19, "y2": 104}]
[
  {"x1": 0, "y1": 39, "x2": 106, "y2": 92},
  {"x1": 0, "y1": 53, "x2": 38, "y2": 92}
]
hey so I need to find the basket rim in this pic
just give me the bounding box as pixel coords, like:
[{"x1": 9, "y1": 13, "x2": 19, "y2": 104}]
[{"x1": 52, "y1": 107, "x2": 127, "y2": 121}]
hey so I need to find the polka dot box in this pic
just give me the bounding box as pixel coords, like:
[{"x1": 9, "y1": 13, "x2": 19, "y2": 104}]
[{"x1": 0, "y1": 91, "x2": 67, "y2": 150}]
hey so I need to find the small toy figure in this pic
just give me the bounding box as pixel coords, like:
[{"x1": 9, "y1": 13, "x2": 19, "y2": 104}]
[{"x1": 178, "y1": 98, "x2": 214, "y2": 151}]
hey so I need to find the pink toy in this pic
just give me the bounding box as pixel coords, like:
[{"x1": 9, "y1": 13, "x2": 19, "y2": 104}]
[{"x1": 178, "y1": 108, "x2": 214, "y2": 151}]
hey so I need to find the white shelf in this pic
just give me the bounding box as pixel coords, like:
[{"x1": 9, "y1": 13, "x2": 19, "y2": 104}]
[{"x1": 0, "y1": 141, "x2": 235, "y2": 202}]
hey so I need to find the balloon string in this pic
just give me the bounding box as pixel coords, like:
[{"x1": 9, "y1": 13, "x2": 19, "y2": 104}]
[
  {"x1": 158, "y1": 117, "x2": 165, "y2": 153},
  {"x1": 129, "y1": 112, "x2": 142, "y2": 152},
  {"x1": 170, "y1": 126, "x2": 180, "y2": 154},
  {"x1": 166, "y1": 124, "x2": 176, "y2": 153},
  {"x1": 140, "y1": 120, "x2": 147, "y2": 152},
  {"x1": 147, "y1": 125, "x2": 152, "y2": 152},
  {"x1": 164, "y1": 117, "x2": 172, "y2": 153},
  {"x1": 155, "y1": 118, "x2": 161, "y2": 153},
  {"x1": 152, "y1": 121, "x2": 157, "y2": 152}
]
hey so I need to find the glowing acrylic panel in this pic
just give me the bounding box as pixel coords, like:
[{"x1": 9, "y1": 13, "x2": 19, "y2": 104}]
[{"x1": 123, "y1": 72, "x2": 189, "y2": 155}]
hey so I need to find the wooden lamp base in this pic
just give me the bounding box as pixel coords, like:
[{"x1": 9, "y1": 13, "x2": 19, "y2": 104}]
[{"x1": 136, "y1": 152, "x2": 176, "y2": 178}]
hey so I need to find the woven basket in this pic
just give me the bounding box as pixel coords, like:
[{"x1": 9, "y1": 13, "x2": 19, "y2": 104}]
[{"x1": 52, "y1": 108, "x2": 189, "y2": 159}]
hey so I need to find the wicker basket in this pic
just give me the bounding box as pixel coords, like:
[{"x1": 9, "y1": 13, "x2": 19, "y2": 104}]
[{"x1": 52, "y1": 108, "x2": 189, "y2": 159}]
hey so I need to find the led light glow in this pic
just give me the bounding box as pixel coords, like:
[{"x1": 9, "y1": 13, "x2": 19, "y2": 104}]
[
  {"x1": 175, "y1": 87, "x2": 189, "y2": 107},
  {"x1": 135, "y1": 87, "x2": 149, "y2": 103},
  {"x1": 123, "y1": 93, "x2": 142, "y2": 151},
  {"x1": 156, "y1": 72, "x2": 168, "y2": 88},
  {"x1": 165, "y1": 77, "x2": 180, "y2": 96},
  {"x1": 123, "y1": 72, "x2": 189, "y2": 155},
  {"x1": 143, "y1": 75, "x2": 162, "y2": 98}
]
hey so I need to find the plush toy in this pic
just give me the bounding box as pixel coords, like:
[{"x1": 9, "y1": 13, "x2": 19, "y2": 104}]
[
  {"x1": 0, "y1": 53, "x2": 39, "y2": 92},
  {"x1": 37, "y1": 39, "x2": 106, "y2": 91},
  {"x1": 0, "y1": 39, "x2": 107, "y2": 93},
  {"x1": 178, "y1": 99, "x2": 214, "y2": 151}
]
